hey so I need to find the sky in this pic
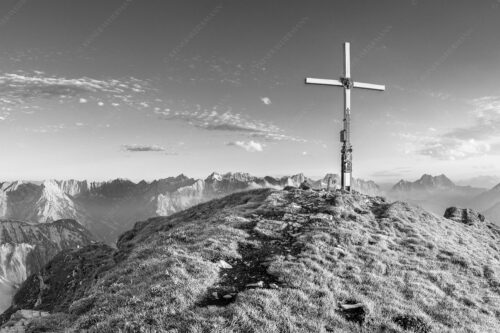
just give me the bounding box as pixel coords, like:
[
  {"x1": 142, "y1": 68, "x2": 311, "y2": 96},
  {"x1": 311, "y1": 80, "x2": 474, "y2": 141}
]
[{"x1": 0, "y1": 0, "x2": 500, "y2": 183}]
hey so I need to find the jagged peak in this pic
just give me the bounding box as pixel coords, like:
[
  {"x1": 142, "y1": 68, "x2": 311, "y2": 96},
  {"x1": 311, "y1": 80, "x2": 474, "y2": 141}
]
[
  {"x1": 393, "y1": 174, "x2": 454, "y2": 191},
  {"x1": 206, "y1": 172, "x2": 223, "y2": 181},
  {"x1": 205, "y1": 172, "x2": 254, "y2": 182},
  {"x1": 417, "y1": 173, "x2": 453, "y2": 185}
]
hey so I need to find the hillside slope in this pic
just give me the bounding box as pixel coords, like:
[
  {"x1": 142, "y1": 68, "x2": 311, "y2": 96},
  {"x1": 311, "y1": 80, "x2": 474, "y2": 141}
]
[
  {"x1": 2, "y1": 188, "x2": 500, "y2": 332},
  {"x1": 0, "y1": 219, "x2": 95, "y2": 313}
]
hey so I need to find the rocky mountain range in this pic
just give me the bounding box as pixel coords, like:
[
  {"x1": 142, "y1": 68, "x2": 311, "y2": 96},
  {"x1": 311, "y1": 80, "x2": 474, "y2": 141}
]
[
  {"x1": 0, "y1": 173, "x2": 380, "y2": 244},
  {"x1": 0, "y1": 219, "x2": 94, "y2": 313},
  {"x1": 1, "y1": 187, "x2": 499, "y2": 332},
  {"x1": 388, "y1": 174, "x2": 486, "y2": 217}
]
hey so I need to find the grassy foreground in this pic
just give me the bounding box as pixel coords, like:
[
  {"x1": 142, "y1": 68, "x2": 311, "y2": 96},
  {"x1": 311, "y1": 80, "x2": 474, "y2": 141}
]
[{"x1": 3, "y1": 188, "x2": 500, "y2": 332}]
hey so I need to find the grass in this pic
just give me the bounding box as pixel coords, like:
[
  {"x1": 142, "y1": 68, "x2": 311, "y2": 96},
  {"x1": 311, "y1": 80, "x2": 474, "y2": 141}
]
[{"x1": 6, "y1": 188, "x2": 500, "y2": 332}]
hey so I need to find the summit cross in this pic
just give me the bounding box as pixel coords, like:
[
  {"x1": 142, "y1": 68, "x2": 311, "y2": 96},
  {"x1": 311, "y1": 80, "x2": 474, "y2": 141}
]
[{"x1": 305, "y1": 42, "x2": 385, "y2": 191}]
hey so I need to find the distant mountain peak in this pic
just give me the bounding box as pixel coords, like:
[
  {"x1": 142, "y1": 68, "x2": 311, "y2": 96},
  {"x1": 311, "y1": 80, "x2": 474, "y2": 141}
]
[
  {"x1": 206, "y1": 172, "x2": 223, "y2": 181},
  {"x1": 393, "y1": 173, "x2": 455, "y2": 192}
]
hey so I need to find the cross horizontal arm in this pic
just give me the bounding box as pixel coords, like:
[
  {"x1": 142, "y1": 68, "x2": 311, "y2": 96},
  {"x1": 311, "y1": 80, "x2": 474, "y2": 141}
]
[
  {"x1": 353, "y1": 81, "x2": 385, "y2": 91},
  {"x1": 305, "y1": 78, "x2": 343, "y2": 86}
]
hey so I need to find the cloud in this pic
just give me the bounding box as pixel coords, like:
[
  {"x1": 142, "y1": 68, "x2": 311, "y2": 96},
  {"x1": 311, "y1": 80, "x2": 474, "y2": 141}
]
[
  {"x1": 413, "y1": 96, "x2": 500, "y2": 160},
  {"x1": 122, "y1": 144, "x2": 166, "y2": 152},
  {"x1": 1, "y1": 71, "x2": 306, "y2": 145},
  {"x1": 203, "y1": 123, "x2": 260, "y2": 132},
  {"x1": 0, "y1": 71, "x2": 151, "y2": 120},
  {"x1": 260, "y1": 97, "x2": 272, "y2": 105},
  {"x1": 418, "y1": 138, "x2": 490, "y2": 160},
  {"x1": 226, "y1": 140, "x2": 264, "y2": 152},
  {"x1": 155, "y1": 105, "x2": 305, "y2": 142}
]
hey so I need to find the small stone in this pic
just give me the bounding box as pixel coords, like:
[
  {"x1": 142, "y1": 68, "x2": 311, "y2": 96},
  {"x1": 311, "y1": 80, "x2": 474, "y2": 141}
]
[
  {"x1": 217, "y1": 260, "x2": 232, "y2": 269},
  {"x1": 212, "y1": 292, "x2": 219, "y2": 299},
  {"x1": 223, "y1": 294, "x2": 233, "y2": 299},
  {"x1": 246, "y1": 281, "x2": 264, "y2": 288}
]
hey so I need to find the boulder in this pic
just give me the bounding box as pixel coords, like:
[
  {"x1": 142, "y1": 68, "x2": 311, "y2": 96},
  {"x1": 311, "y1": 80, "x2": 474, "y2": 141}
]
[
  {"x1": 338, "y1": 302, "x2": 368, "y2": 325},
  {"x1": 444, "y1": 207, "x2": 486, "y2": 226}
]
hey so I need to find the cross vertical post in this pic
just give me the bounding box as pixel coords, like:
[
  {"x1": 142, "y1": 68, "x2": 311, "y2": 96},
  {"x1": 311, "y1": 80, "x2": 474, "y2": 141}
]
[
  {"x1": 342, "y1": 42, "x2": 353, "y2": 191},
  {"x1": 305, "y1": 42, "x2": 385, "y2": 192}
]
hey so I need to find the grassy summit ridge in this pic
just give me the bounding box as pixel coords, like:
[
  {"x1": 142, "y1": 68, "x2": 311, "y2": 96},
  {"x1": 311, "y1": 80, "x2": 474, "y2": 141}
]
[{"x1": 3, "y1": 188, "x2": 500, "y2": 332}]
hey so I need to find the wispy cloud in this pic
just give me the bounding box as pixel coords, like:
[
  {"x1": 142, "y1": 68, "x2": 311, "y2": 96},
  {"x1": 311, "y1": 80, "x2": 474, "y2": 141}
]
[
  {"x1": 154, "y1": 105, "x2": 305, "y2": 143},
  {"x1": 122, "y1": 144, "x2": 165, "y2": 152},
  {"x1": 418, "y1": 138, "x2": 490, "y2": 160},
  {"x1": 0, "y1": 71, "x2": 151, "y2": 119},
  {"x1": 410, "y1": 96, "x2": 500, "y2": 160},
  {"x1": 226, "y1": 140, "x2": 264, "y2": 152}
]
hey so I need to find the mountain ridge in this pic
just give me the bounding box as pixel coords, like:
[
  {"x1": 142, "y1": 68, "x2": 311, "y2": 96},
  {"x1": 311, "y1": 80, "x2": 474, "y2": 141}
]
[
  {"x1": 0, "y1": 173, "x2": 380, "y2": 244},
  {"x1": 2, "y1": 188, "x2": 500, "y2": 332},
  {"x1": 389, "y1": 174, "x2": 486, "y2": 217}
]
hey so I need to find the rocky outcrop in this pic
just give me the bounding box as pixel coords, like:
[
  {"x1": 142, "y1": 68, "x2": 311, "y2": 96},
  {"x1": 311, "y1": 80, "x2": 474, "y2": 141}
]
[
  {"x1": 444, "y1": 207, "x2": 486, "y2": 225},
  {"x1": 0, "y1": 220, "x2": 94, "y2": 313},
  {"x1": 1, "y1": 244, "x2": 114, "y2": 318}
]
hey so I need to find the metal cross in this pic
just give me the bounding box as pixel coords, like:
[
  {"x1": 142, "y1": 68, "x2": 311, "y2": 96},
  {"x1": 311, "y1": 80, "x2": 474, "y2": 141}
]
[{"x1": 305, "y1": 42, "x2": 385, "y2": 191}]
